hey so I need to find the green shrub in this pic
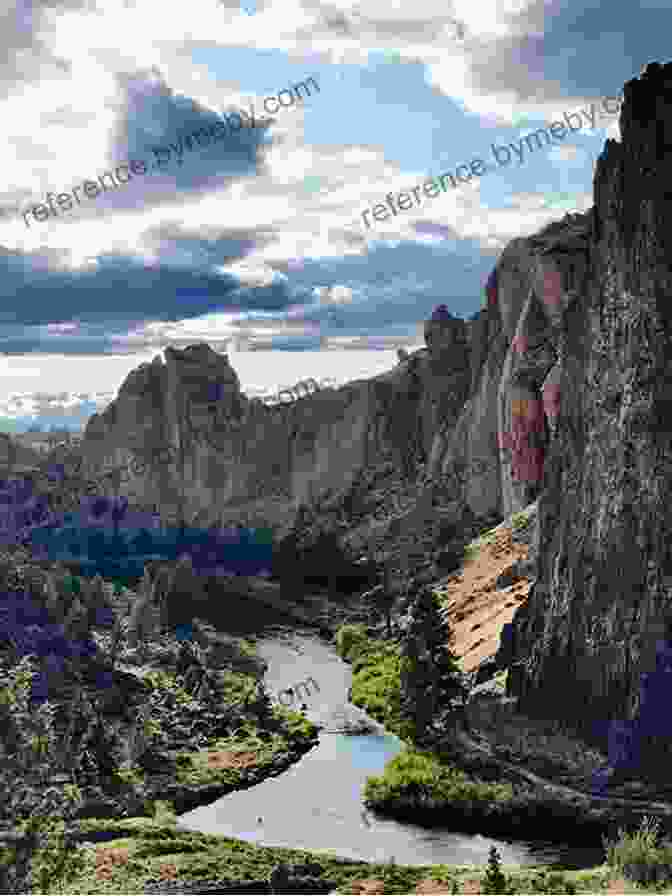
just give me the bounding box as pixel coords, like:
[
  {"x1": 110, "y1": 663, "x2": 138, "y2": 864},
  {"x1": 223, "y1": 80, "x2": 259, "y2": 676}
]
[
  {"x1": 363, "y1": 748, "x2": 514, "y2": 812},
  {"x1": 335, "y1": 624, "x2": 369, "y2": 662},
  {"x1": 348, "y1": 644, "x2": 403, "y2": 732},
  {"x1": 0, "y1": 656, "x2": 84, "y2": 893},
  {"x1": 524, "y1": 870, "x2": 576, "y2": 893},
  {"x1": 482, "y1": 846, "x2": 509, "y2": 894},
  {"x1": 114, "y1": 765, "x2": 146, "y2": 786},
  {"x1": 603, "y1": 815, "x2": 672, "y2": 883},
  {"x1": 463, "y1": 543, "x2": 481, "y2": 562},
  {"x1": 151, "y1": 800, "x2": 177, "y2": 826},
  {"x1": 510, "y1": 511, "x2": 530, "y2": 532}
]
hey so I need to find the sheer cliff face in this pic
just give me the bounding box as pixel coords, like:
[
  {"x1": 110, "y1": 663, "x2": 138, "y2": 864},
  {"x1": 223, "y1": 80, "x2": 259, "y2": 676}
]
[
  {"x1": 81, "y1": 326, "x2": 472, "y2": 530},
  {"x1": 509, "y1": 62, "x2": 672, "y2": 745},
  {"x1": 80, "y1": 217, "x2": 591, "y2": 547},
  {"x1": 77, "y1": 63, "x2": 672, "y2": 745},
  {"x1": 428, "y1": 224, "x2": 590, "y2": 522}
]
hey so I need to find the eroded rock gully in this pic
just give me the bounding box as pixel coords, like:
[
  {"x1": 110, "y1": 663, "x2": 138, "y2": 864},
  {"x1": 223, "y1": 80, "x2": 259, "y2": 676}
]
[{"x1": 77, "y1": 62, "x2": 672, "y2": 764}]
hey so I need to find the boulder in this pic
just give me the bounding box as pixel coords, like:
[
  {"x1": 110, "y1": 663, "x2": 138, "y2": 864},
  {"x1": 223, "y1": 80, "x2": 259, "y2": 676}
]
[
  {"x1": 495, "y1": 622, "x2": 516, "y2": 669},
  {"x1": 473, "y1": 657, "x2": 499, "y2": 686}
]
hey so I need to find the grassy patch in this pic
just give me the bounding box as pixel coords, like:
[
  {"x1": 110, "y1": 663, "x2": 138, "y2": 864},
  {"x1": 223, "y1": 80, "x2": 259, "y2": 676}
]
[
  {"x1": 602, "y1": 816, "x2": 672, "y2": 889},
  {"x1": 41, "y1": 821, "x2": 426, "y2": 895},
  {"x1": 336, "y1": 628, "x2": 519, "y2": 827},
  {"x1": 344, "y1": 637, "x2": 404, "y2": 734},
  {"x1": 112, "y1": 765, "x2": 146, "y2": 787},
  {"x1": 336, "y1": 624, "x2": 370, "y2": 662},
  {"x1": 363, "y1": 748, "x2": 514, "y2": 814},
  {"x1": 491, "y1": 670, "x2": 508, "y2": 692},
  {"x1": 510, "y1": 511, "x2": 531, "y2": 533},
  {"x1": 42, "y1": 818, "x2": 672, "y2": 894}
]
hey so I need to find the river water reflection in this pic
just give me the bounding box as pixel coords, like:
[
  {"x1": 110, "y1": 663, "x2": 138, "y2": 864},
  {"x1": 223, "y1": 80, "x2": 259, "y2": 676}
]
[{"x1": 178, "y1": 619, "x2": 606, "y2": 869}]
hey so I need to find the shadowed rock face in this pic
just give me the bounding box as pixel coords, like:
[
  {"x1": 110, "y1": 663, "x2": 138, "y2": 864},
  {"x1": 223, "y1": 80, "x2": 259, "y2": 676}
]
[{"x1": 508, "y1": 62, "x2": 672, "y2": 757}]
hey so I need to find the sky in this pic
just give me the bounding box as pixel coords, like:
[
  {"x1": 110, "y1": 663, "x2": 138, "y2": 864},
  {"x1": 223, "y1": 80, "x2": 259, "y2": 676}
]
[{"x1": 0, "y1": 0, "x2": 655, "y2": 431}]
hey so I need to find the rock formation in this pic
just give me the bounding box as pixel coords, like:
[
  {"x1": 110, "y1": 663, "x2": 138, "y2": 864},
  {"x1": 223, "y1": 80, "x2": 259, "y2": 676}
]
[
  {"x1": 75, "y1": 63, "x2": 672, "y2": 764},
  {"x1": 81, "y1": 313, "x2": 473, "y2": 534},
  {"x1": 506, "y1": 62, "x2": 672, "y2": 765}
]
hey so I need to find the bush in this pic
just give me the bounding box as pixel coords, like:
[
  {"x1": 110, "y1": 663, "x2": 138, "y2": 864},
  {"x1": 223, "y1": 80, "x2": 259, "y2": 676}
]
[
  {"x1": 363, "y1": 748, "x2": 514, "y2": 814},
  {"x1": 523, "y1": 870, "x2": 576, "y2": 894},
  {"x1": 348, "y1": 643, "x2": 403, "y2": 732},
  {"x1": 481, "y1": 846, "x2": 509, "y2": 894},
  {"x1": 151, "y1": 800, "x2": 177, "y2": 826},
  {"x1": 463, "y1": 542, "x2": 481, "y2": 563},
  {"x1": 603, "y1": 815, "x2": 672, "y2": 886},
  {"x1": 510, "y1": 511, "x2": 530, "y2": 532},
  {"x1": 0, "y1": 656, "x2": 83, "y2": 893},
  {"x1": 335, "y1": 624, "x2": 369, "y2": 662}
]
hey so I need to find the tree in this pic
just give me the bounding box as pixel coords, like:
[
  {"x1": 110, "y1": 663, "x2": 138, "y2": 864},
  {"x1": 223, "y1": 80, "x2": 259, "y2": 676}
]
[
  {"x1": 398, "y1": 586, "x2": 467, "y2": 746},
  {"x1": 482, "y1": 846, "x2": 509, "y2": 894},
  {"x1": 0, "y1": 656, "x2": 83, "y2": 893}
]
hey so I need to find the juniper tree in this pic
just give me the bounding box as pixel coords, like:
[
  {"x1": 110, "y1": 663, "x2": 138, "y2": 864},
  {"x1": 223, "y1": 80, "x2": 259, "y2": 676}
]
[
  {"x1": 482, "y1": 846, "x2": 508, "y2": 894},
  {"x1": 398, "y1": 586, "x2": 467, "y2": 745}
]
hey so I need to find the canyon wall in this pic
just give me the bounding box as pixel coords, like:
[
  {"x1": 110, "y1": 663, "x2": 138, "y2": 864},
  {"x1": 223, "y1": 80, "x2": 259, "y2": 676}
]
[
  {"x1": 79, "y1": 214, "x2": 596, "y2": 567},
  {"x1": 508, "y1": 62, "x2": 672, "y2": 754},
  {"x1": 78, "y1": 62, "x2": 672, "y2": 752}
]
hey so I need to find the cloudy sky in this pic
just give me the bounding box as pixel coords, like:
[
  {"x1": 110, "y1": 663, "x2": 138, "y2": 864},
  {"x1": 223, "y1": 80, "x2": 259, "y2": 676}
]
[{"x1": 0, "y1": 0, "x2": 651, "y2": 431}]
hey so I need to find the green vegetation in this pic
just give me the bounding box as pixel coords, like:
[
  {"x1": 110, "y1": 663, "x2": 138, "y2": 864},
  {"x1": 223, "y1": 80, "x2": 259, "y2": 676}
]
[
  {"x1": 23, "y1": 816, "x2": 540, "y2": 895},
  {"x1": 603, "y1": 816, "x2": 672, "y2": 887},
  {"x1": 510, "y1": 510, "x2": 531, "y2": 532},
  {"x1": 0, "y1": 535, "x2": 318, "y2": 890},
  {"x1": 112, "y1": 765, "x2": 146, "y2": 787},
  {"x1": 335, "y1": 623, "x2": 370, "y2": 662},
  {"x1": 398, "y1": 587, "x2": 467, "y2": 745},
  {"x1": 482, "y1": 846, "x2": 511, "y2": 894},
  {"x1": 339, "y1": 633, "x2": 404, "y2": 733},
  {"x1": 491, "y1": 669, "x2": 508, "y2": 692},
  {"x1": 172, "y1": 712, "x2": 313, "y2": 789},
  {"x1": 337, "y1": 624, "x2": 513, "y2": 829},
  {"x1": 39, "y1": 816, "x2": 670, "y2": 894},
  {"x1": 363, "y1": 748, "x2": 514, "y2": 813},
  {"x1": 0, "y1": 656, "x2": 84, "y2": 894},
  {"x1": 337, "y1": 597, "x2": 467, "y2": 748}
]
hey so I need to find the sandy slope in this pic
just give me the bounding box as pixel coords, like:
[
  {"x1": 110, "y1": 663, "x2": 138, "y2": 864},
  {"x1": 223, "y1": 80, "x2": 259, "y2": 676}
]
[{"x1": 433, "y1": 519, "x2": 530, "y2": 675}]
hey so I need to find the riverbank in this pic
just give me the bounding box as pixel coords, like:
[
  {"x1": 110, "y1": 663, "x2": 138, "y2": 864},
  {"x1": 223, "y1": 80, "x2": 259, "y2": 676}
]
[
  {"x1": 34, "y1": 618, "x2": 672, "y2": 895},
  {"x1": 41, "y1": 814, "x2": 664, "y2": 894},
  {"x1": 338, "y1": 626, "x2": 672, "y2": 847},
  {"x1": 69, "y1": 616, "x2": 321, "y2": 823},
  {"x1": 7, "y1": 545, "x2": 666, "y2": 893}
]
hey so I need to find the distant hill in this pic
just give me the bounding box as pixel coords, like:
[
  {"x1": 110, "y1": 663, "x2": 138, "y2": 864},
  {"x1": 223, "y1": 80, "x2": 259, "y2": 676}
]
[{"x1": 0, "y1": 433, "x2": 45, "y2": 471}]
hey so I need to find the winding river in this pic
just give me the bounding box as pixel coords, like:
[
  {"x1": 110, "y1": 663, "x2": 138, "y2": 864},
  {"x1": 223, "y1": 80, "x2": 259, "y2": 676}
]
[{"x1": 176, "y1": 612, "x2": 607, "y2": 870}]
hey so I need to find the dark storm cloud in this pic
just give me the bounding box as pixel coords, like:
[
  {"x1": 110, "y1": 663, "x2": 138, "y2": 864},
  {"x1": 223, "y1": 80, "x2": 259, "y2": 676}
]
[{"x1": 12, "y1": 68, "x2": 272, "y2": 227}]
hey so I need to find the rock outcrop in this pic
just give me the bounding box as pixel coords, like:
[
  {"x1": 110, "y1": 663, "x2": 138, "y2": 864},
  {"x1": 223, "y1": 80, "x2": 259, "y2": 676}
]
[
  {"x1": 81, "y1": 314, "x2": 473, "y2": 536},
  {"x1": 507, "y1": 62, "x2": 672, "y2": 765},
  {"x1": 76, "y1": 63, "x2": 672, "y2": 767}
]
